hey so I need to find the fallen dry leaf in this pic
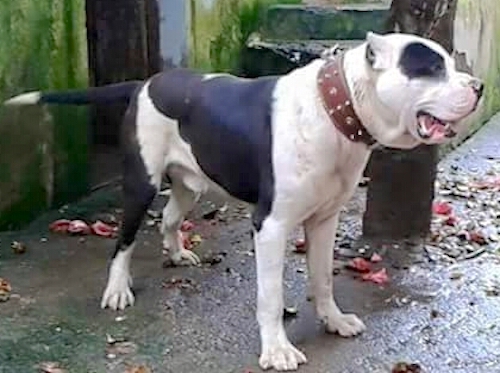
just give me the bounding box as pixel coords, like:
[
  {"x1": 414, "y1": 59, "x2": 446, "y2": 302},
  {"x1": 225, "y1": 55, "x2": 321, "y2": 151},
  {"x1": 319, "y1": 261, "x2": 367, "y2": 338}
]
[
  {"x1": 190, "y1": 234, "x2": 203, "y2": 247},
  {"x1": 362, "y1": 268, "x2": 389, "y2": 285},
  {"x1": 124, "y1": 365, "x2": 152, "y2": 373},
  {"x1": 432, "y1": 201, "x2": 452, "y2": 216},
  {"x1": 469, "y1": 231, "x2": 487, "y2": 245},
  {"x1": 36, "y1": 361, "x2": 68, "y2": 373},
  {"x1": 391, "y1": 361, "x2": 422, "y2": 373},
  {"x1": 346, "y1": 257, "x2": 372, "y2": 273},
  {"x1": 0, "y1": 278, "x2": 12, "y2": 302},
  {"x1": 106, "y1": 335, "x2": 137, "y2": 357}
]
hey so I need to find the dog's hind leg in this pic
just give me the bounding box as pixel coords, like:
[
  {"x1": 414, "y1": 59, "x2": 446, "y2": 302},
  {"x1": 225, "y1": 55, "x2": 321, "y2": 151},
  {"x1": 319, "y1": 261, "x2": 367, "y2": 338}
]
[
  {"x1": 101, "y1": 174, "x2": 156, "y2": 310},
  {"x1": 160, "y1": 175, "x2": 201, "y2": 266},
  {"x1": 101, "y1": 85, "x2": 165, "y2": 310},
  {"x1": 304, "y1": 212, "x2": 366, "y2": 336}
]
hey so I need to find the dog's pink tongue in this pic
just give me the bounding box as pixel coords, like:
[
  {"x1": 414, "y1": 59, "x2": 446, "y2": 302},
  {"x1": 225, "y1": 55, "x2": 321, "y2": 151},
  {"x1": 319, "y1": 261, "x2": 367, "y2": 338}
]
[
  {"x1": 430, "y1": 123, "x2": 447, "y2": 141},
  {"x1": 423, "y1": 117, "x2": 446, "y2": 141}
]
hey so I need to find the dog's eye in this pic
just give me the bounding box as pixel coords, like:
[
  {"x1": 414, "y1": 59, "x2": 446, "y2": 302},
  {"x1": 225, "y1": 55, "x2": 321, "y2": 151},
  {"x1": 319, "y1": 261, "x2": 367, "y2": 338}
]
[{"x1": 365, "y1": 45, "x2": 376, "y2": 66}]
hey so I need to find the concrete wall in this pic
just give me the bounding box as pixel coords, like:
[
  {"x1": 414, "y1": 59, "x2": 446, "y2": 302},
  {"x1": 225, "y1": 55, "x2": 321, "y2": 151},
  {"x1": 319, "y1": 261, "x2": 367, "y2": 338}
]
[
  {"x1": 0, "y1": 0, "x2": 88, "y2": 230},
  {"x1": 158, "y1": 0, "x2": 189, "y2": 68},
  {"x1": 454, "y1": 0, "x2": 500, "y2": 128}
]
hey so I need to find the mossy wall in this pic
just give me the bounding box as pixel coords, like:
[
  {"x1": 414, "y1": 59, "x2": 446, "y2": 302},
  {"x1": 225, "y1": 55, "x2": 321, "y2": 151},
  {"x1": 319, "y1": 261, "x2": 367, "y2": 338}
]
[
  {"x1": 0, "y1": 0, "x2": 88, "y2": 230},
  {"x1": 188, "y1": 0, "x2": 301, "y2": 73}
]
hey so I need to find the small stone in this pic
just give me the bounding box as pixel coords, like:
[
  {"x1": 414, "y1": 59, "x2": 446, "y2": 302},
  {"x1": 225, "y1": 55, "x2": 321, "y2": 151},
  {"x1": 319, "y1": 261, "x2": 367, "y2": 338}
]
[{"x1": 283, "y1": 307, "x2": 298, "y2": 320}]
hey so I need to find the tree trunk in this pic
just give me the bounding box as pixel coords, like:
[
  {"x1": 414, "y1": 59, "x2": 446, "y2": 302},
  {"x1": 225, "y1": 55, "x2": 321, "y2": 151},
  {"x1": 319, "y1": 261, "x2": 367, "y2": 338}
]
[
  {"x1": 85, "y1": 0, "x2": 160, "y2": 146},
  {"x1": 362, "y1": 0, "x2": 458, "y2": 239}
]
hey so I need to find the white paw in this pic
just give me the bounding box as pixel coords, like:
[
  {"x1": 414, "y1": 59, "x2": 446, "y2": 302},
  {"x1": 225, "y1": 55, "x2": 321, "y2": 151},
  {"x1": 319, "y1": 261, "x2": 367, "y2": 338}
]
[
  {"x1": 100, "y1": 273, "x2": 134, "y2": 310},
  {"x1": 326, "y1": 313, "x2": 366, "y2": 336},
  {"x1": 259, "y1": 342, "x2": 307, "y2": 371},
  {"x1": 171, "y1": 248, "x2": 201, "y2": 266}
]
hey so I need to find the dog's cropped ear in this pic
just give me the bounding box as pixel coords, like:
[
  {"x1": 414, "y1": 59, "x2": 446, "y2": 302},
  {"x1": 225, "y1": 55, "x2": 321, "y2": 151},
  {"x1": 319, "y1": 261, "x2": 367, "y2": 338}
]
[{"x1": 365, "y1": 32, "x2": 392, "y2": 71}]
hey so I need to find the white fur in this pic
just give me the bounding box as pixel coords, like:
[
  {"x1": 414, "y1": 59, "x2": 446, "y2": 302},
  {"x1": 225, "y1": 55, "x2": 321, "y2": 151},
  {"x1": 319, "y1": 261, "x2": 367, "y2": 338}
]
[
  {"x1": 101, "y1": 243, "x2": 135, "y2": 310},
  {"x1": 4, "y1": 91, "x2": 41, "y2": 105}
]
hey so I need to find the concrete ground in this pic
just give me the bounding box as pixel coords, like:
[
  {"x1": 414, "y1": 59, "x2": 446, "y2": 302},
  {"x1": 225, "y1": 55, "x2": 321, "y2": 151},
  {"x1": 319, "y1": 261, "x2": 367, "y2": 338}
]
[{"x1": 2, "y1": 115, "x2": 500, "y2": 373}]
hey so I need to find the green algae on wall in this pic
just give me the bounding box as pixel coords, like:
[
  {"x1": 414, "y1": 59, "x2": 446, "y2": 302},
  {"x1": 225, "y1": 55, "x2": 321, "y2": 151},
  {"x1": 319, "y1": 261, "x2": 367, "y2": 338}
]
[
  {"x1": 0, "y1": 0, "x2": 88, "y2": 230},
  {"x1": 451, "y1": 0, "x2": 500, "y2": 143},
  {"x1": 188, "y1": 0, "x2": 301, "y2": 73}
]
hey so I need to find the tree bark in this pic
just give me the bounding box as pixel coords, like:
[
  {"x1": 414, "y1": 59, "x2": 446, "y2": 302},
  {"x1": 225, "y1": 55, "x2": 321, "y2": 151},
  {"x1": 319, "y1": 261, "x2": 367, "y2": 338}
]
[
  {"x1": 85, "y1": 0, "x2": 160, "y2": 146},
  {"x1": 362, "y1": 0, "x2": 458, "y2": 239}
]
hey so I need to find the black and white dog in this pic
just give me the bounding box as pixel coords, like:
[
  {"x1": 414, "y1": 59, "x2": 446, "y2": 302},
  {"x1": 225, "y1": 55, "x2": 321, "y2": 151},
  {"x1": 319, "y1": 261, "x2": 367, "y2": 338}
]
[{"x1": 5, "y1": 32, "x2": 482, "y2": 371}]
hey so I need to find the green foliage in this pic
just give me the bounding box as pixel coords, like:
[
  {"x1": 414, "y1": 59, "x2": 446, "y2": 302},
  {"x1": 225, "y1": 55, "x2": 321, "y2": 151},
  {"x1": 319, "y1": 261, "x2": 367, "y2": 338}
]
[{"x1": 190, "y1": 0, "x2": 301, "y2": 73}]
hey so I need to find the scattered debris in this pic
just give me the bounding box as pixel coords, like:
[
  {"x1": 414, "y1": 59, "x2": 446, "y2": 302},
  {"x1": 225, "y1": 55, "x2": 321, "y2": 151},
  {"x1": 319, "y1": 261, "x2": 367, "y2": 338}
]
[
  {"x1": 0, "y1": 278, "x2": 12, "y2": 302},
  {"x1": 361, "y1": 268, "x2": 389, "y2": 285},
  {"x1": 391, "y1": 362, "x2": 423, "y2": 373},
  {"x1": 180, "y1": 219, "x2": 195, "y2": 232},
  {"x1": 432, "y1": 201, "x2": 452, "y2": 215},
  {"x1": 430, "y1": 309, "x2": 441, "y2": 319},
  {"x1": 91, "y1": 220, "x2": 118, "y2": 238},
  {"x1": 68, "y1": 219, "x2": 92, "y2": 235},
  {"x1": 49, "y1": 218, "x2": 118, "y2": 238},
  {"x1": 283, "y1": 307, "x2": 298, "y2": 320},
  {"x1": 293, "y1": 238, "x2": 307, "y2": 254},
  {"x1": 146, "y1": 209, "x2": 162, "y2": 219},
  {"x1": 11, "y1": 241, "x2": 27, "y2": 255},
  {"x1": 124, "y1": 365, "x2": 152, "y2": 373},
  {"x1": 358, "y1": 176, "x2": 370, "y2": 187},
  {"x1": 162, "y1": 277, "x2": 199, "y2": 291},
  {"x1": 105, "y1": 334, "x2": 137, "y2": 358},
  {"x1": 346, "y1": 257, "x2": 371, "y2": 273},
  {"x1": 36, "y1": 361, "x2": 68, "y2": 373},
  {"x1": 49, "y1": 219, "x2": 72, "y2": 233},
  {"x1": 449, "y1": 271, "x2": 463, "y2": 280}
]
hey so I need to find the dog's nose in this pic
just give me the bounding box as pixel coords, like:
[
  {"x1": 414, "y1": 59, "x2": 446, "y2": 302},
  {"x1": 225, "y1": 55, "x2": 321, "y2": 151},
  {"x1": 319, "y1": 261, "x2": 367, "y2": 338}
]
[{"x1": 469, "y1": 78, "x2": 484, "y2": 99}]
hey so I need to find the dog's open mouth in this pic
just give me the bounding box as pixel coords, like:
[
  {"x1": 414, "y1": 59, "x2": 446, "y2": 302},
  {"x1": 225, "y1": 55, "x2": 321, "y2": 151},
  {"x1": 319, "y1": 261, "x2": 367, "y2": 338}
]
[{"x1": 416, "y1": 111, "x2": 457, "y2": 141}]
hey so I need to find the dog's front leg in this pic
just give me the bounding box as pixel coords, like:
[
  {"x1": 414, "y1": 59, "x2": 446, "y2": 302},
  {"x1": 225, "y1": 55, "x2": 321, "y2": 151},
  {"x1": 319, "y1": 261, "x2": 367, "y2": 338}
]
[
  {"x1": 255, "y1": 217, "x2": 307, "y2": 371},
  {"x1": 304, "y1": 212, "x2": 366, "y2": 336}
]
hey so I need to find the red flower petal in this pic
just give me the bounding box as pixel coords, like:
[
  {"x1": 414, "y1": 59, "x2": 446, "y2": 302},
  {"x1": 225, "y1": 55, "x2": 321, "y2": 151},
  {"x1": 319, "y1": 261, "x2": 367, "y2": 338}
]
[
  {"x1": 346, "y1": 257, "x2": 372, "y2": 273},
  {"x1": 444, "y1": 215, "x2": 458, "y2": 226},
  {"x1": 362, "y1": 268, "x2": 389, "y2": 285},
  {"x1": 49, "y1": 219, "x2": 71, "y2": 233},
  {"x1": 432, "y1": 201, "x2": 452, "y2": 215},
  {"x1": 68, "y1": 220, "x2": 91, "y2": 235},
  {"x1": 293, "y1": 238, "x2": 307, "y2": 253},
  {"x1": 469, "y1": 231, "x2": 487, "y2": 245},
  {"x1": 180, "y1": 220, "x2": 195, "y2": 232},
  {"x1": 91, "y1": 220, "x2": 118, "y2": 238}
]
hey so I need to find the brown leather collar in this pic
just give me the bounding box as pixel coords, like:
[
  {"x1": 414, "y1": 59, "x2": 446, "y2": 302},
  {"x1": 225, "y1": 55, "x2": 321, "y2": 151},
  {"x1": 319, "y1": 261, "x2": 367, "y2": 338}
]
[{"x1": 317, "y1": 54, "x2": 376, "y2": 147}]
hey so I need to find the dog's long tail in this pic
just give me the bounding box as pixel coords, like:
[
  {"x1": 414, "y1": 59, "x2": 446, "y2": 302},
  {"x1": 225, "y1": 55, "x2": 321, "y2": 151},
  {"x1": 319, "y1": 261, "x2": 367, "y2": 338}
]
[{"x1": 4, "y1": 81, "x2": 142, "y2": 106}]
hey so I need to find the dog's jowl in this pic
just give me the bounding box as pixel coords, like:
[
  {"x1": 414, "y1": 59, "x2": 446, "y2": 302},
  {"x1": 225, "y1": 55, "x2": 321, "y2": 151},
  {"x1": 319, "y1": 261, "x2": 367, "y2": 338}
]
[{"x1": 5, "y1": 32, "x2": 483, "y2": 371}]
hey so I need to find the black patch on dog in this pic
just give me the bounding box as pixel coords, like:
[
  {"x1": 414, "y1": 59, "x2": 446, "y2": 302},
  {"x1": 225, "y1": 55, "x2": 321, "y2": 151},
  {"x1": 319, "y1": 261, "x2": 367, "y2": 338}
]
[
  {"x1": 148, "y1": 70, "x2": 277, "y2": 231},
  {"x1": 113, "y1": 82, "x2": 157, "y2": 256},
  {"x1": 399, "y1": 42, "x2": 445, "y2": 79}
]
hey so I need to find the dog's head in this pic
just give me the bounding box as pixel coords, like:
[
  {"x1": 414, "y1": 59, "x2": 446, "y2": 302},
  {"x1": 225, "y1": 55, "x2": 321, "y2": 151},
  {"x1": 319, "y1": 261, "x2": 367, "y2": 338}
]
[{"x1": 353, "y1": 32, "x2": 483, "y2": 148}]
